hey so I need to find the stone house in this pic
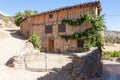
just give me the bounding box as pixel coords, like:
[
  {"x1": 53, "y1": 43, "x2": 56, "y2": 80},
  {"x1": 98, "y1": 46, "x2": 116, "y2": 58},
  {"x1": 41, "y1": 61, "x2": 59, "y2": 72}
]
[{"x1": 20, "y1": 1, "x2": 102, "y2": 52}]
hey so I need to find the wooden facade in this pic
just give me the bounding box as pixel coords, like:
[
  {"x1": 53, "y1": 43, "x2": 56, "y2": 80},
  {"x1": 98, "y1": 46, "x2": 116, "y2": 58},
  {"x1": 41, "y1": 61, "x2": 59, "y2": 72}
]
[{"x1": 20, "y1": 1, "x2": 102, "y2": 52}]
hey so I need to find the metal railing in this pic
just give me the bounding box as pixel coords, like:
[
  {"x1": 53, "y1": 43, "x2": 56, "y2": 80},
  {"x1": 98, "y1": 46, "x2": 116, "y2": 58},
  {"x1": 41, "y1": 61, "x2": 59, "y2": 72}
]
[{"x1": 24, "y1": 53, "x2": 72, "y2": 72}]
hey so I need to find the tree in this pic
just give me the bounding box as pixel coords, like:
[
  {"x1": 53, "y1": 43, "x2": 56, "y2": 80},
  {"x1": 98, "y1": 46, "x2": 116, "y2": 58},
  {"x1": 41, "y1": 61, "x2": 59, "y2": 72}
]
[
  {"x1": 14, "y1": 10, "x2": 38, "y2": 26},
  {"x1": 24, "y1": 10, "x2": 33, "y2": 16},
  {"x1": 34, "y1": 10, "x2": 38, "y2": 14},
  {"x1": 14, "y1": 12, "x2": 24, "y2": 26}
]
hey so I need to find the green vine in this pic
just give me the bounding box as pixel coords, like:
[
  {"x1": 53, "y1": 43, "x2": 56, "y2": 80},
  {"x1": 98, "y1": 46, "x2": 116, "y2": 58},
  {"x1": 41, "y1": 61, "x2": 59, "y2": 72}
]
[{"x1": 61, "y1": 13, "x2": 106, "y2": 51}]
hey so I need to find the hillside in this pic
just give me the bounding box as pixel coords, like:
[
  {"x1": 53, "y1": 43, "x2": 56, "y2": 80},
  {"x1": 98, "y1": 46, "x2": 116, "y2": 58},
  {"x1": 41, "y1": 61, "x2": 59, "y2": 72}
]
[
  {"x1": 103, "y1": 30, "x2": 120, "y2": 51},
  {"x1": 104, "y1": 30, "x2": 120, "y2": 44},
  {"x1": 0, "y1": 12, "x2": 17, "y2": 28}
]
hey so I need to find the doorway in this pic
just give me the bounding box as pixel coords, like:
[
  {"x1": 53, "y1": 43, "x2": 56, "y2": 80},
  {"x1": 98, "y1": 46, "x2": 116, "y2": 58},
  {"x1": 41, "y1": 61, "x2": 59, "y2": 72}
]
[{"x1": 49, "y1": 39, "x2": 54, "y2": 52}]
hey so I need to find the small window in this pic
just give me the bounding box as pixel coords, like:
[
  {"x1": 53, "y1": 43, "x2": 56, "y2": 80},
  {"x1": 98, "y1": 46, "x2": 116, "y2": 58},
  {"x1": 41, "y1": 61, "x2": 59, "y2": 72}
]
[
  {"x1": 77, "y1": 39, "x2": 84, "y2": 48},
  {"x1": 58, "y1": 24, "x2": 66, "y2": 32},
  {"x1": 45, "y1": 25, "x2": 52, "y2": 33},
  {"x1": 49, "y1": 14, "x2": 53, "y2": 18}
]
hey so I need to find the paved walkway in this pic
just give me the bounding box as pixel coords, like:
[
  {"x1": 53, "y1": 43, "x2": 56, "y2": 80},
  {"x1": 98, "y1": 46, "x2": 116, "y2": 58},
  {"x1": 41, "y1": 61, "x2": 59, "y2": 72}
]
[
  {"x1": 92, "y1": 60, "x2": 120, "y2": 80},
  {"x1": 103, "y1": 60, "x2": 120, "y2": 80}
]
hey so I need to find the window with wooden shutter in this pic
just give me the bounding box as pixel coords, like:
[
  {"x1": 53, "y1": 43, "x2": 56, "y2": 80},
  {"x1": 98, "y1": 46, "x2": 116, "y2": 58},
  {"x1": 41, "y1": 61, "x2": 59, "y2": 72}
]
[
  {"x1": 45, "y1": 25, "x2": 52, "y2": 33},
  {"x1": 77, "y1": 39, "x2": 84, "y2": 48},
  {"x1": 49, "y1": 14, "x2": 53, "y2": 18},
  {"x1": 58, "y1": 24, "x2": 66, "y2": 32}
]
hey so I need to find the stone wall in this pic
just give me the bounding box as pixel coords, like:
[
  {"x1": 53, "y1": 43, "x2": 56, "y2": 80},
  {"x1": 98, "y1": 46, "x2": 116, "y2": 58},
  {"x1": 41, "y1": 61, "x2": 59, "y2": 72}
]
[
  {"x1": 62, "y1": 48, "x2": 103, "y2": 80},
  {"x1": 19, "y1": 1, "x2": 100, "y2": 52}
]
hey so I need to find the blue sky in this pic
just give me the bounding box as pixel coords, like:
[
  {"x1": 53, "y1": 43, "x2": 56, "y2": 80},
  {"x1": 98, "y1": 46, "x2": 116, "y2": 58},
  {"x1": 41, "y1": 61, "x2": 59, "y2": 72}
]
[{"x1": 0, "y1": 0, "x2": 120, "y2": 31}]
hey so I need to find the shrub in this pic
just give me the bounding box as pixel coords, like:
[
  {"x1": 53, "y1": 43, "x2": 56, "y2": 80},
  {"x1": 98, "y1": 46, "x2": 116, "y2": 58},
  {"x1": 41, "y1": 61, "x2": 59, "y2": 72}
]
[
  {"x1": 83, "y1": 43, "x2": 91, "y2": 52},
  {"x1": 3, "y1": 17, "x2": 9, "y2": 23},
  {"x1": 29, "y1": 33, "x2": 41, "y2": 48},
  {"x1": 102, "y1": 51, "x2": 120, "y2": 58}
]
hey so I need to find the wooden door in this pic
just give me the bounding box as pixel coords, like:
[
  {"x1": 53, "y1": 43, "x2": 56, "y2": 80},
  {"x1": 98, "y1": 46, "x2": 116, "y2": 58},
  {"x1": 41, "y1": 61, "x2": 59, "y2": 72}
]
[{"x1": 49, "y1": 39, "x2": 54, "y2": 51}]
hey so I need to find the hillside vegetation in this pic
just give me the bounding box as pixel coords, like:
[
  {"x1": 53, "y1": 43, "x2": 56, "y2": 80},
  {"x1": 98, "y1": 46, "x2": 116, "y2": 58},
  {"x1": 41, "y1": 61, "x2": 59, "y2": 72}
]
[
  {"x1": 104, "y1": 30, "x2": 120, "y2": 44},
  {"x1": 0, "y1": 12, "x2": 16, "y2": 28}
]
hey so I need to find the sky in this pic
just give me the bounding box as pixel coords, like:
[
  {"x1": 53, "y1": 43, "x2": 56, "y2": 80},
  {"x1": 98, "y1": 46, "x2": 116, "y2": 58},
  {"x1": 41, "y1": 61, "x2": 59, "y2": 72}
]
[{"x1": 0, "y1": 0, "x2": 120, "y2": 31}]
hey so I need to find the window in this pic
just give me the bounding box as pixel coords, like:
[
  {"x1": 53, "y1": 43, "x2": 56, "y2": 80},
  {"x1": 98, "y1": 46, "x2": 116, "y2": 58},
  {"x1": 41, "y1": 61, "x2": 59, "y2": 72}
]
[
  {"x1": 49, "y1": 14, "x2": 53, "y2": 18},
  {"x1": 45, "y1": 25, "x2": 52, "y2": 33},
  {"x1": 58, "y1": 24, "x2": 66, "y2": 32},
  {"x1": 77, "y1": 39, "x2": 84, "y2": 48}
]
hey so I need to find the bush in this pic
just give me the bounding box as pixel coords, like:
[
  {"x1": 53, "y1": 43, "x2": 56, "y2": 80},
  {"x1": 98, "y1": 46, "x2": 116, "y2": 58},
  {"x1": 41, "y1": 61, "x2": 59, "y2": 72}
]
[
  {"x1": 29, "y1": 34, "x2": 41, "y2": 48},
  {"x1": 83, "y1": 43, "x2": 91, "y2": 52},
  {"x1": 3, "y1": 17, "x2": 9, "y2": 23},
  {"x1": 102, "y1": 51, "x2": 120, "y2": 58}
]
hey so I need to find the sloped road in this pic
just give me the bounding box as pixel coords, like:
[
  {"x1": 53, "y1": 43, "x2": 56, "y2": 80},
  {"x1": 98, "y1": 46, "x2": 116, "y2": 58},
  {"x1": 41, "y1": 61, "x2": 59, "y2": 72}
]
[
  {"x1": 104, "y1": 60, "x2": 120, "y2": 80},
  {"x1": 0, "y1": 28, "x2": 26, "y2": 64}
]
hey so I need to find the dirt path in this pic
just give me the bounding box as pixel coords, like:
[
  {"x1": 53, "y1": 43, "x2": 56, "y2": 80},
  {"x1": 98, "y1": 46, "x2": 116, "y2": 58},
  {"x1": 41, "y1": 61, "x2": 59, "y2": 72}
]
[
  {"x1": 0, "y1": 28, "x2": 26, "y2": 64},
  {"x1": 0, "y1": 28, "x2": 48, "y2": 80},
  {"x1": 0, "y1": 28, "x2": 120, "y2": 80}
]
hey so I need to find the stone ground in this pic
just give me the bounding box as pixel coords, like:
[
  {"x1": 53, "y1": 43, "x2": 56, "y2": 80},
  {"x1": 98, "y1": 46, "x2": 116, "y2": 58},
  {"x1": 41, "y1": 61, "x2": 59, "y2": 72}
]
[{"x1": 0, "y1": 28, "x2": 120, "y2": 80}]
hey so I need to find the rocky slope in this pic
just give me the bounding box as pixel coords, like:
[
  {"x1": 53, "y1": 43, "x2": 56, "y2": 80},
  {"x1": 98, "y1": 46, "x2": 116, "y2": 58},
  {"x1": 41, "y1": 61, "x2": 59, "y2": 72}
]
[
  {"x1": 104, "y1": 30, "x2": 120, "y2": 44},
  {"x1": 0, "y1": 12, "x2": 17, "y2": 28}
]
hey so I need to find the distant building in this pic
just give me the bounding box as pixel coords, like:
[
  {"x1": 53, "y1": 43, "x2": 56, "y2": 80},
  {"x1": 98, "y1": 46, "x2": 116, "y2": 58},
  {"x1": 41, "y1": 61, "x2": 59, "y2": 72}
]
[{"x1": 20, "y1": 1, "x2": 102, "y2": 52}]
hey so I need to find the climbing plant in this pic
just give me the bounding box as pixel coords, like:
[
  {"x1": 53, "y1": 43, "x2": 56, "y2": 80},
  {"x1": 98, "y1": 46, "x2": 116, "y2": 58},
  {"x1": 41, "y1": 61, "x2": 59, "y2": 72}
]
[{"x1": 61, "y1": 13, "x2": 106, "y2": 51}]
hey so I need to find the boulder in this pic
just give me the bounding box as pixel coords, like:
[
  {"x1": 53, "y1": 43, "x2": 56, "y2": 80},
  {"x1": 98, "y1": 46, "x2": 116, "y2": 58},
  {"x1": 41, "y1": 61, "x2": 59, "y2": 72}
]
[
  {"x1": 5, "y1": 56, "x2": 24, "y2": 69},
  {"x1": 5, "y1": 42, "x2": 35, "y2": 69}
]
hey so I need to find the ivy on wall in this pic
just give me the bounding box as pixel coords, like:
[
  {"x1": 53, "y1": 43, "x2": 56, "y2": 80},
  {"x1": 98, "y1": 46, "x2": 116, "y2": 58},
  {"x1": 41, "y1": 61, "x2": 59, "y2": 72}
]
[{"x1": 61, "y1": 13, "x2": 106, "y2": 51}]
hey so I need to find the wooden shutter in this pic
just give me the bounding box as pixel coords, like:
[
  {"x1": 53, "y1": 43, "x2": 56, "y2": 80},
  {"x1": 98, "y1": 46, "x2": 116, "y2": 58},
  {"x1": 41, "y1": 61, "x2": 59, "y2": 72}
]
[
  {"x1": 45, "y1": 25, "x2": 52, "y2": 33},
  {"x1": 49, "y1": 14, "x2": 53, "y2": 18},
  {"x1": 58, "y1": 24, "x2": 66, "y2": 32}
]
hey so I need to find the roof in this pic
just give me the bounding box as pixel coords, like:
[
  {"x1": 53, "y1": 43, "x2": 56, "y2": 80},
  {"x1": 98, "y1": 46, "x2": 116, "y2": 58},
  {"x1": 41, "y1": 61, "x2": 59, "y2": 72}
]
[{"x1": 20, "y1": 1, "x2": 101, "y2": 24}]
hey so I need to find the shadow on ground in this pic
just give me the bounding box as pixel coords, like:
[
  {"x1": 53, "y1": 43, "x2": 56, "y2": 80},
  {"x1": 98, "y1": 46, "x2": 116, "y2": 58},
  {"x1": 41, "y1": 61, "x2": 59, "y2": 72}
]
[
  {"x1": 37, "y1": 70, "x2": 72, "y2": 80},
  {"x1": 104, "y1": 63, "x2": 120, "y2": 79},
  {"x1": 6, "y1": 30, "x2": 27, "y2": 40},
  {"x1": 6, "y1": 30, "x2": 17, "y2": 33},
  {"x1": 91, "y1": 65, "x2": 110, "y2": 80},
  {"x1": 10, "y1": 32, "x2": 27, "y2": 40},
  {"x1": 37, "y1": 62, "x2": 120, "y2": 80},
  {"x1": 92, "y1": 63, "x2": 120, "y2": 80}
]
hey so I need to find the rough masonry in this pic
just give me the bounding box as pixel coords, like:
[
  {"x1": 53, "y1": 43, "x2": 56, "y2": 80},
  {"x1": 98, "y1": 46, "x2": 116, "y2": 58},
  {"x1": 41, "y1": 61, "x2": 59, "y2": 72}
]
[{"x1": 62, "y1": 48, "x2": 103, "y2": 80}]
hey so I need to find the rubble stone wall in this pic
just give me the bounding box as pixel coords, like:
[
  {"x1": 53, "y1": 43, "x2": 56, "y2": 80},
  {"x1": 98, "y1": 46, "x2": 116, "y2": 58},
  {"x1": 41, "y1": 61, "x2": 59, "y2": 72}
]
[{"x1": 62, "y1": 48, "x2": 103, "y2": 80}]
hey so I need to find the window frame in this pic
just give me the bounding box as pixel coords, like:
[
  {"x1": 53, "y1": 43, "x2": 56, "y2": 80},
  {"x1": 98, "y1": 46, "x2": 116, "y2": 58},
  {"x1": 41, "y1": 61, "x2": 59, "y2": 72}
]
[
  {"x1": 45, "y1": 25, "x2": 53, "y2": 33},
  {"x1": 49, "y1": 14, "x2": 53, "y2": 18},
  {"x1": 77, "y1": 39, "x2": 84, "y2": 48},
  {"x1": 58, "y1": 24, "x2": 66, "y2": 33}
]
